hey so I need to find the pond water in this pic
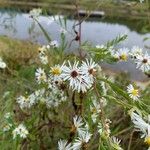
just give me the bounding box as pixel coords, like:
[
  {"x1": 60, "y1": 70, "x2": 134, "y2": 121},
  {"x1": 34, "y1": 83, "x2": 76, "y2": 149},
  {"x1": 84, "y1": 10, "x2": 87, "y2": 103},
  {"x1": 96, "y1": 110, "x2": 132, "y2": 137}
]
[{"x1": 0, "y1": 9, "x2": 150, "y2": 81}]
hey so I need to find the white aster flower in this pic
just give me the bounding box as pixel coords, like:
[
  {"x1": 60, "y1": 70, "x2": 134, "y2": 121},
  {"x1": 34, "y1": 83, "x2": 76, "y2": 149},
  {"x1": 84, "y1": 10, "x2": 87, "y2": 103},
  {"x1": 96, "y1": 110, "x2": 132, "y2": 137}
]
[
  {"x1": 0, "y1": 57, "x2": 6, "y2": 69},
  {"x1": 46, "y1": 44, "x2": 50, "y2": 49},
  {"x1": 38, "y1": 45, "x2": 47, "y2": 55},
  {"x1": 17, "y1": 93, "x2": 36, "y2": 109},
  {"x1": 127, "y1": 84, "x2": 139, "y2": 101},
  {"x1": 50, "y1": 40, "x2": 59, "y2": 48},
  {"x1": 80, "y1": 59, "x2": 98, "y2": 83},
  {"x1": 49, "y1": 65, "x2": 64, "y2": 86},
  {"x1": 74, "y1": 77, "x2": 92, "y2": 93},
  {"x1": 130, "y1": 46, "x2": 143, "y2": 59},
  {"x1": 34, "y1": 88, "x2": 46, "y2": 104},
  {"x1": 61, "y1": 61, "x2": 93, "y2": 93},
  {"x1": 72, "y1": 116, "x2": 85, "y2": 136},
  {"x1": 29, "y1": 8, "x2": 42, "y2": 19},
  {"x1": 72, "y1": 131, "x2": 92, "y2": 150},
  {"x1": 34, "y1": 88, "x2": 45, "y2": 100},
  {"x1": 35, "y1": 68, "x2": 47, "y2": 84},
  {"x1": 58, "y1": 139, "x2": 72, "y2": 150},
  {"x1": 131, "y1": 112, "x2": 150, "y2": 147},
  {"x1": 3, "y1": 123, "x2": 12, "y2": 132},
  {"x1": 90, "y1": 100, "x2": 101, "y2": 123},
  {"x1": 131, "y1": 112, "x2": 149, "y2": 138},
  {"x1": 112, "y1": 137, "x2": 123, "y2": 150},
  {"x1": 61, "y1": 61, "x2": 80, "y2": 81},
  {"x1": 39, "y1": 55, "x2": 48, "y2": 65},
  {"x1": 12, "y1": 124, "x2": 29, "y2": 139},
  {"x1": 136, "y1": 52, "x2": 150, "y2": 72},
  {"x1": 48, "y1": 76, "x2": 63, "y2": 88},
  {"x1": 114, "y1": 48, "x2": 129, "y2": 61},
  {"x1": 4, "y1": 112, "x2": 11, "y2": 119},
  {"x1": 45, "y1": 86, "x2": 67, "y2": 108}
]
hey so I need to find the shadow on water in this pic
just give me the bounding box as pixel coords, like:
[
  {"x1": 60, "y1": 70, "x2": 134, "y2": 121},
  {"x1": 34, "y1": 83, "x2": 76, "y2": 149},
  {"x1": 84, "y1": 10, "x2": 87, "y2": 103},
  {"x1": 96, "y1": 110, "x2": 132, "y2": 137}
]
[{"x1": 0, "y1": 7, "x2": 150, "y2": 82}]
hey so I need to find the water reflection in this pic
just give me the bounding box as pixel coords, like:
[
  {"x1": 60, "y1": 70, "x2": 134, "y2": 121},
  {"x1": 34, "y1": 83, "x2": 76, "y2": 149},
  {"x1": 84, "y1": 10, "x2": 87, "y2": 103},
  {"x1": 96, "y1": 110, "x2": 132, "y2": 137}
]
[{"x1": 0, "y1": 9, "x2": 150, "y2": 81}]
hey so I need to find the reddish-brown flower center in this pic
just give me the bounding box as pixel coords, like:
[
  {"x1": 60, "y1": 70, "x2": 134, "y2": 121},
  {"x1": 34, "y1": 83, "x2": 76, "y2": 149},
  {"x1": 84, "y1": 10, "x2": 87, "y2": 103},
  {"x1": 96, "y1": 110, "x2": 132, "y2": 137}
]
[
  {"x1": 71, "y1": 70, "x2": 78, "y2": 78},
  {"x1": 88, "y1": 68, "x2": 93, "y2": 74},
  {"x1": 142, "y1": 59, "x2": 148, "y2": 64},
  {"x1": 88, "y1": 68, "x2": 96, "y2": 76}
]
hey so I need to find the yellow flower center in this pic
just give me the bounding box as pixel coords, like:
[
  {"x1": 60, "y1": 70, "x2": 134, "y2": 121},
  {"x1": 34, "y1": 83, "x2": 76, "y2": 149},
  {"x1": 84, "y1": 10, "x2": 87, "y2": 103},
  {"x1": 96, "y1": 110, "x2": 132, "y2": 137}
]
[
  {"x1": 40, "y1": 74, "x2": 46, "y2": 80},
  {"x1": 145, "y1": 137, "x2": 150, "y2": 146},
  {"x1": 70, "y1": 125, "x2": 77, "y2": 133},
  {"x1": 92, "y1": 108, "x2": 97, "y2": 114},
  {"x1": 51, "y1": 67, "x2": 61, "y2": 75},
  {"x1": 4, "y1": 125, "x2": 9, "y2": 128},
  {"x1": 24, "y1": 97, "x2": 29, "y2": 102},
  {"x1": 131, "y1": 89, "x2": 138, "y2": 96},
  {"x1": 120, "y1": 54, "x2": 127, "y2": 61}
]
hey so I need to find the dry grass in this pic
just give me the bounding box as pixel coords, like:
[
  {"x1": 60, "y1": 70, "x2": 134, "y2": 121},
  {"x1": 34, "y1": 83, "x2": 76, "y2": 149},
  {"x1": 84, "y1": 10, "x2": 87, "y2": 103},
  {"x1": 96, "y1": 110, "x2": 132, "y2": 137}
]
[{"x1": 0, "y1": 36, "x2": 39, "y2": 68}]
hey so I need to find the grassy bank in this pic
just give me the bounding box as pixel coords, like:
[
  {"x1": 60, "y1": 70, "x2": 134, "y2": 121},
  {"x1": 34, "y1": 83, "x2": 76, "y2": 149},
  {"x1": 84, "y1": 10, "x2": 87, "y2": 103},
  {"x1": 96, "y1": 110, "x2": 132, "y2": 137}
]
[
  {"x1": 0, "y1": 0, "x2": 149, "y2": 19},
  {"x1": 0, "y1": 36, "x2": 39, "y2": 66},
  {"x1": 0, "y1": 36, "x2": 39, "y2": 98}
]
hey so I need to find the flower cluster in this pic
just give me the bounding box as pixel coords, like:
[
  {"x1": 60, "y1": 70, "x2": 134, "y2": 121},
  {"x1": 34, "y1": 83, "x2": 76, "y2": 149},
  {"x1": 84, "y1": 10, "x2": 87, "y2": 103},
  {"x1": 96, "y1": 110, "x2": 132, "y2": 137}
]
[
  {"x1": 35, "y1": 58, "x2": 99, "y2": 94},
  {"x1": 111, "y1": 46, "x2": 150, "y2": 74},
  {"x1": 45, "y1": 85, "x2": 67, "y2": 108},
  {"x1": 12, "y1": 124, "x2": 29, "y2": 139},
  {"x1": 61, "y1": 59, "x2": 98, "y2": 93},
  {"x1": 17, "y1": 84, "x2": 67, "y2": 109},
  {"x1": 17, "y1": 94, "x2": 36, "y2": 109},
  {"x1": 2, "y1": 113, "x2": 28, "y2": 140},
  {"x1": 38, "y1": 45, "x2": 49, "y2": 65},
  {"x1": 72, "y1": 131, "x2": 92, "y2": 150},
  {"x1": 58, "y1": 116, "x2": 92, "y2": 150},
  {"x1": 38, "y1": 40, "x2": 59, "y2": 64},
  {"x1": 17, "y1": 89, "x2": 45, "y2": 109}
]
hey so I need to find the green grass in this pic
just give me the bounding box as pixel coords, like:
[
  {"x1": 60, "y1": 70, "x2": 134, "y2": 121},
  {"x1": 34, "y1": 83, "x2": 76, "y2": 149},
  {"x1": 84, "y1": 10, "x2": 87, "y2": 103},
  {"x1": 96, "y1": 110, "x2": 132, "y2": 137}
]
[{"x1": 0, "y1": 36, "x2": 39, "y2": 115}]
